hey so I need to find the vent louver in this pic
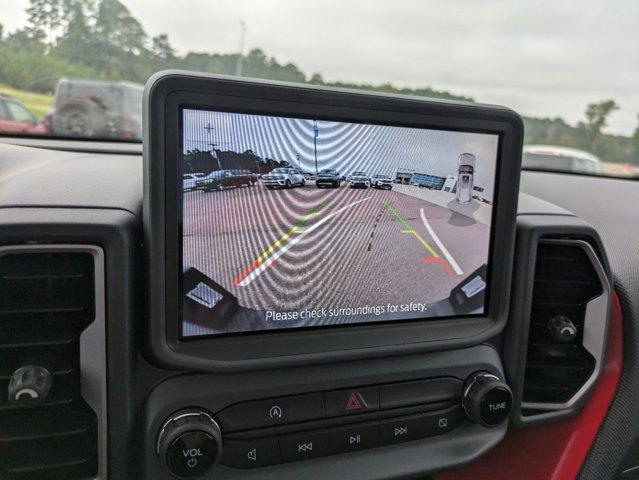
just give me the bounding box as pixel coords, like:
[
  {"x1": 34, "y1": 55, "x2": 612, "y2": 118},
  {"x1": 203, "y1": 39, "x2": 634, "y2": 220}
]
[
  {"x1": 522, "y1": 239, "x2": 606, "y2": 412},
  {"x1": 0, "y1": 251, "x2": 98, "y2": 480}
]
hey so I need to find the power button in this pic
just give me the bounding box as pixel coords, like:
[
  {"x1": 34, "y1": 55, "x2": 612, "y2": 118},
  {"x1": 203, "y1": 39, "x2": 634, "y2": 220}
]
[
  {"x1": 167, "y1": 431, "x2": 218, "y2": 477},
  {"x1": 157, "y1": 409, "x2": 222, "y2": 478}
]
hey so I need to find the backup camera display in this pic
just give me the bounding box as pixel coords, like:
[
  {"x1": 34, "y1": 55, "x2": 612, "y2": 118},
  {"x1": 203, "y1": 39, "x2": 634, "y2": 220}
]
[{"x1": 179, "y1": 108, "x2": 499, "y2": 337}]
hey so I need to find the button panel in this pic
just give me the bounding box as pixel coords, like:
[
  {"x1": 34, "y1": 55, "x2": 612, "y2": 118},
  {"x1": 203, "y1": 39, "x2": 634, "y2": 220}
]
[
  {"x1": 221, "y1": 406, "x2": 465, "y2": 469},
  {"x1": 217, "y1": 377, "x2": 465, "y2": 469}
]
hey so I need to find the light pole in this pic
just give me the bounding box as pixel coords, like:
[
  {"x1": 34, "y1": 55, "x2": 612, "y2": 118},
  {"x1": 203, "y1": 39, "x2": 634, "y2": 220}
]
[
  {"x1": 235, "y1": 21, "x2": 247, "y2": 76},
  {"x1": 313, "y1": 120, "x2": 318, "y2": 174}
]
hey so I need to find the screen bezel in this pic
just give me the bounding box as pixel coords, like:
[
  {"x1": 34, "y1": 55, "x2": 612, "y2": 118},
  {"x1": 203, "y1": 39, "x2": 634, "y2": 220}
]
[{"x1": 144, "y1": 71, "x2": 523, "y2": 370}]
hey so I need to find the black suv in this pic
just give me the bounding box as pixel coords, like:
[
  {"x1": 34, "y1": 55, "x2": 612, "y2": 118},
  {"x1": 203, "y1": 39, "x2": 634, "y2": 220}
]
[
  {"x1": 196, "y1": 169, "x2": 257, "y2": 192},
  {"x1": 315, "y1": 169, "x2": 342, "y2": 188}
]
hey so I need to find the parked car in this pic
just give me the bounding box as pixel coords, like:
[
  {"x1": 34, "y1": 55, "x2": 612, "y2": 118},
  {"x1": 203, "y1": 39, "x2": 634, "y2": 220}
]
[
  {"x1": 301, "y1": 171, "x2": 315, "y2": 180},
  {"x1": 522, "y1": 145, "x2": 603, "y2": 175},
  {"x1": 196, "y1": 169, "x2": 256, "y2": 191},
  {"x1": 316, "y1": 169, "x2": 342, "y2": 188},
  {"x1": 183, "y1": 173, "x2": 205, "y2": 192},
  {"x1": 48, "y1": 78, "x2": 143, "y2": 140},
  {"x1": 349, "y1": 171, "x2": 370, "y2": 188},
  {"x1": 262, "y1": 167, "x2": 306, "y2": 189},
  {"x1": 370, "y1": 174, "x2": 393, "y2": 189},
  {"x1": 0, "y1": 94, "x2": 47, "y2": 135}
]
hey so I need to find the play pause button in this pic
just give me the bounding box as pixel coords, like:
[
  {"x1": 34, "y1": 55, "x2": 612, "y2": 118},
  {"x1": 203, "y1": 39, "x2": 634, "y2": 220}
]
[{"x1": 329, "y1": 422, "x2": 379, "y2": 453}]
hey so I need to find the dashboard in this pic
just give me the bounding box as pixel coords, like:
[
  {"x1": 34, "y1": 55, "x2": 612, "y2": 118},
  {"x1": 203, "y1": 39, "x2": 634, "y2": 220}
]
[{"x1": 0, "y1": 73, "x2": 637, "y2": 480}]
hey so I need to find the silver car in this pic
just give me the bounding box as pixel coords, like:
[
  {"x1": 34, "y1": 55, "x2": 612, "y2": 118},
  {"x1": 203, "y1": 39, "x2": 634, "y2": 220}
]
[
  {"x1": 349, "y1": 171, "x2": 370, "y2": 188},
  {"x1": 183, "y1": 173, "x2": 205, "y2": 192},
  {"x1": 262, "y1": 168, "x2": 306, "y2": 189},
  {"x1": 371, "y1": 174, "x2": 393, "y2": 190}
]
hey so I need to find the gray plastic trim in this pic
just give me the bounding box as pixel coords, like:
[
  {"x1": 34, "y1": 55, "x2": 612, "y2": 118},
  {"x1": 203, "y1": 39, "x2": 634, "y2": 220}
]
[
  {"x1": 521, "y1": 238, "x2": 611, "y2": 412},
  {"x1": 0, "y1": 244, "x2": 107, "y2": 480}
]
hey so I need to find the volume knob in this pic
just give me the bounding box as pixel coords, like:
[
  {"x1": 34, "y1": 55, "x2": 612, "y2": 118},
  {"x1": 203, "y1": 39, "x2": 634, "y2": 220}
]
[
  {"x1": 462, "y1": 372, "x2": 512, "y2": 427},
  {"x1": 157, "y1": 409, "x2": 222, "y2": 478}
]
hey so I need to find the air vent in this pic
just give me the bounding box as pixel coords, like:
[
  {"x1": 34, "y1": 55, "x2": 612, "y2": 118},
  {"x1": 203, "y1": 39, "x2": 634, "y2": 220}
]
[
  {"x1": 522, "y1": 239, "x2": 609, "y2": 413},
  {"x1": 0, "y1": 250, "x2": 99, "y2": 480}
]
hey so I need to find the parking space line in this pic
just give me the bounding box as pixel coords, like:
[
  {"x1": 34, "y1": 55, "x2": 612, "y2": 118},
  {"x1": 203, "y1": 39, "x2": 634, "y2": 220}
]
[
  {"x1": 237, "y1": 197, "x2": 372, "y2": 286},
  {"x1": 419, "y1": 208, "x2": 463, "y2": 275},
  {"x1": 387, "y1": 202, "x2": 460, "y2": 277},
  {"x1": 255, "y1": 200, "x2": 329, "y2": 263},
  {"x1": 232, "y1": 201, "x2": 329, "y2": 286}
]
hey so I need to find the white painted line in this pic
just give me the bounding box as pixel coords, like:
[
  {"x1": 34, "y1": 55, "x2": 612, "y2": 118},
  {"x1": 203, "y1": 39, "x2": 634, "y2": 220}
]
[
  {"x1": 239, "y1": 197, "x2": 372, "y2": 286},
  {"x1": 420, "y1": 208, "x2": 463, "y2": 276}
]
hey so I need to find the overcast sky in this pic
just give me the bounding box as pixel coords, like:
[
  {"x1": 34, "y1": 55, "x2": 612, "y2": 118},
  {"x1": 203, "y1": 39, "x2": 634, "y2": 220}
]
[{"x1": 3, "y1": 0, "x2": 638, "y2": 135}]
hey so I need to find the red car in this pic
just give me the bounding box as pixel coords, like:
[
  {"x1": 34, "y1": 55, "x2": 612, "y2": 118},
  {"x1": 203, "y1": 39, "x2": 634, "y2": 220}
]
[{"x1": 0, "y1": 94, "x2": 47, "y2": 135}]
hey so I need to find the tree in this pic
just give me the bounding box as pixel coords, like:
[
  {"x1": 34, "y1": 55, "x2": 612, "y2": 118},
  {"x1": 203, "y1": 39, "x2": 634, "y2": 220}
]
[
  {"x1": 631, "y1": 113, "x2": 639, "y2": 163},
  {"x1": 151, "y1": 34, "x2": 175, "y2": 61},
  {"x1": 25, "y1": 0, "x2": 62, "y2": 45},
  {"x1": 584, "y1": 99, "x2": 619, "y2": 148},
  {"x1": 95, "y1": 0, "x2": 147, "y2": 56},
  {"x1": 309, "y1": 73, "x2": 324, "y2": 85},
  {"x1": 53, "y1": 1, "x2": 98, "y2": 64}
]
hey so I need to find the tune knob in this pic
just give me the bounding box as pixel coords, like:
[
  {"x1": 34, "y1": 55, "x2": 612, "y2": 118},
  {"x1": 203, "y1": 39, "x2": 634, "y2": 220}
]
[
  {"x1": 157, "y1": 409, "x2": 222, "y2": 478},
  {"x1": 462, "y1": 372, "x2": 512, "y2": 427}
]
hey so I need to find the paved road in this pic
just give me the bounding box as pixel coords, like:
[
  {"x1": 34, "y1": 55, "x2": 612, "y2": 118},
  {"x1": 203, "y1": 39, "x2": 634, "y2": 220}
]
[{"x1": 182, "y1": 182, "x2": 491, "y2": 334}]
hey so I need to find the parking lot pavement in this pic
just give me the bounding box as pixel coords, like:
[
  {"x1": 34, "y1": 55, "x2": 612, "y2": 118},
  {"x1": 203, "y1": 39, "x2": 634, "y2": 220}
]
[{"x1": 183, "y1": 181, "x2": 491, "y2": 316}]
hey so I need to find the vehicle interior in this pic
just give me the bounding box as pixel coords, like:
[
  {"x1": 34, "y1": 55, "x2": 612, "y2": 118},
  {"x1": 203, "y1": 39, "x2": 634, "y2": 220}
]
[{"x1": 1, "y1": 2, "x2": 638, "y2": 480}]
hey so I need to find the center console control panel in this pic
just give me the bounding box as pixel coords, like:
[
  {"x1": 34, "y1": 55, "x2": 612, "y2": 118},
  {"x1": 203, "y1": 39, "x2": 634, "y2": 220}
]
[
  {"x1": 152, "y1": 369, "x2": 512, "y2": 478},
  {"x1": 142, "y1": 73, "x2": 522, "y2": 479}
]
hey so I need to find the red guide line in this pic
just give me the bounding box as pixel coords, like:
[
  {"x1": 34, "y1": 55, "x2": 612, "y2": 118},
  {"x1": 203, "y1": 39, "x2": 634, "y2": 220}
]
[
  {"x1": 232, "y1": 261, "x2": 262, "y2": 286},
  {"x1": 422, "y1": 257, "x2": 454, "y2": 276}
]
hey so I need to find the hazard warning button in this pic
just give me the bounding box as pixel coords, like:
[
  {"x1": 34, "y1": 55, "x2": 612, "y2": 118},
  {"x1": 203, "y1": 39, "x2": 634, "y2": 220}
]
[{"x1": 324, "y1": 386, "x2": 380, "y2": 417}]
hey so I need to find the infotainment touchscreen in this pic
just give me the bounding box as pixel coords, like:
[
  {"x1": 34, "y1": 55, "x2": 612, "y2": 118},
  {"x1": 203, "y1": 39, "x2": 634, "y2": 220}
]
[{"x1": 179, "y1": 108, "x2": 500, "y2": 338}]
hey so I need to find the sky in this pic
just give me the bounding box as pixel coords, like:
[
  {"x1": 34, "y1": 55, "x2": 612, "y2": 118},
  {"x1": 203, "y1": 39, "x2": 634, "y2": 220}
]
[
  {"x1": 3, "y1": 0, "x2": 638, "y2": 136},
  {"x1": 183, "y1": 109, "x2": 499, "y2": 199}
]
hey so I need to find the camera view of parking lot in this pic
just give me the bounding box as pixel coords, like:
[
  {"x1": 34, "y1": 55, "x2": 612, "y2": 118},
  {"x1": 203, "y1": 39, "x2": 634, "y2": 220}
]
[{"x1": 181, "y1": 109, "x2": 498, "y2": 336}]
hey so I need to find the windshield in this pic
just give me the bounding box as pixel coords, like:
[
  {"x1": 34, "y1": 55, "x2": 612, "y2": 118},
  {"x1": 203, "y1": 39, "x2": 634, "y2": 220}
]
[
  {"x1": 1, "y1": 1, "x2": 637, "y2": 178},
  {"x1": 271, "y1": 168, "x2": 289, "y2": 174}
]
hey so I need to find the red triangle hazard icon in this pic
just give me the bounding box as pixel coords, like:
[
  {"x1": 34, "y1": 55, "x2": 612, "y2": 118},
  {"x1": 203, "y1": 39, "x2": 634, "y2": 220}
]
[{"x1": 345, "y1": 392, "x2": 362, "y2": 411}]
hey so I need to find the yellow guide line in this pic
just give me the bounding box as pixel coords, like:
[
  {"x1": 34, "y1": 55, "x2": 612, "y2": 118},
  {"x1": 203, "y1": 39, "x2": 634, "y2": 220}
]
[
  {"x1": 257, "y1": 231, "x2": 291, "y2": 262},
  {"x1": 400, "y1": 230, "x2": 439, "y2": 258}
]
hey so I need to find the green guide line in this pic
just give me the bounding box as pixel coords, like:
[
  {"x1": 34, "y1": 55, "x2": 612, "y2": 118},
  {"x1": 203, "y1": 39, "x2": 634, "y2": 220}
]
[
  {"x1": 296, "y1": 199, "x2": 330, "y2": 227},
  {"x1": 384, "y1": 203, "x2": 413, "y2": 231}
]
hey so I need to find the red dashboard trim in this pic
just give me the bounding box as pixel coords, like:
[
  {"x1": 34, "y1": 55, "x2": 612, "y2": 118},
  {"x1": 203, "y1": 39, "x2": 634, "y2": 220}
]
[{"x1": 434, "y1": 292, "x2": 623, "y2": 480}]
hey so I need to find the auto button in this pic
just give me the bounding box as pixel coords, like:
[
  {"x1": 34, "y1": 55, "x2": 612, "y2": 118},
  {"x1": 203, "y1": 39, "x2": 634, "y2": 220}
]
[{"x1": 218, "y1": 392, "x2": 325, "y2": 431}]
